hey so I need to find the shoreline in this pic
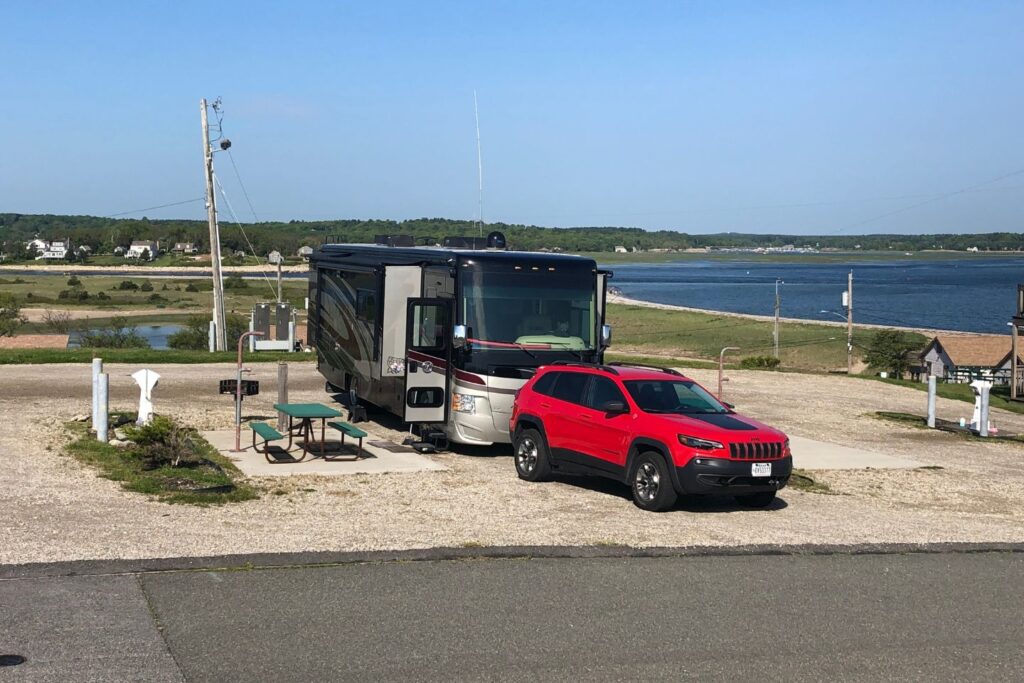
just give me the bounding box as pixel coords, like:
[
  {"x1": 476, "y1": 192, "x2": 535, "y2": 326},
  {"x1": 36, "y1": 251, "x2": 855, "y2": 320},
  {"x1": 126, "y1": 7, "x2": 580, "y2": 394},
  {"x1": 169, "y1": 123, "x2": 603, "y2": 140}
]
[{"x1": 608, "y1": 293, "x2": 986, "y2": 338}]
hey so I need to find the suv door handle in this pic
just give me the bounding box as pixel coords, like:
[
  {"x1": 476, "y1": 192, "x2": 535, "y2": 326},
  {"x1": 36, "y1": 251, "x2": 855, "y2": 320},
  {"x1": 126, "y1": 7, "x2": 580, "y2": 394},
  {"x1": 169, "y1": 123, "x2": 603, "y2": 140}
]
[
  {"x1": 540, "y1": 402, "x2": 552, "y2": 409},
  {"x1": 580, "y1": 414, "x2": 592, "y2": 421}
]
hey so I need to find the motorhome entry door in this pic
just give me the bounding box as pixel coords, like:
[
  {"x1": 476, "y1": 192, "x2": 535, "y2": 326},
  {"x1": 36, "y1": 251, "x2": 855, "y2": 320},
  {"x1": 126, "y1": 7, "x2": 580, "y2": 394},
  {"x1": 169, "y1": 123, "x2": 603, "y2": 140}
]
[{"x1": 404, "y1": 298, "x2": 452, "y2": 423}]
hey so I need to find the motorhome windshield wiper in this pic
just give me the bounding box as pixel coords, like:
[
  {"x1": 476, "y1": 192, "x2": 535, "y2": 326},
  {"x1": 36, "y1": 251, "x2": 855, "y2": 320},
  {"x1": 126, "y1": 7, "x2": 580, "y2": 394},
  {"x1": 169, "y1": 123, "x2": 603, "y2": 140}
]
[{"x1": 469, "y1": 338, "x2": 538, "y2": 359}]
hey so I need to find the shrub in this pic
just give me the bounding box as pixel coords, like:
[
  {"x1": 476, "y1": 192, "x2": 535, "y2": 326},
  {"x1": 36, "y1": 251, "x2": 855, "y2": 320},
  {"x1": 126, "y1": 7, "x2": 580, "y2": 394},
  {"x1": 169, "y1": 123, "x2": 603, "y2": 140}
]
[
  {"x1": 140, "y1": 281, "x2": 154, "y2": 292},
  {"x1": 740, "y1": 355, "x2": 781, "y2": 369},
  {"x1": 41, "y1": 309, "x2": 74, "y2": 334},
  {"x1": 168, "y1": 313, "x2": 249, "y2": 350},
  {"x1": 147, "y1": 293, "x2": 166, "y2": 303},
  {"x1": 79, "y1": 317, "x2": 149, "y2": 348},
  {"x1": 865, "y1": 330, "x2": 921, "y2": 377},
  {"x1": 96, "y1": 291, "x2": 110, "y2": 300},
  {"x1": 117, "y1": 280, "x2": 139, "y2": 291},
  {"x1": 67, "y1": 275, "x2": 81, "y2": 286},
  {"x1": 224, "y1": 275, "x2": 248, "y2": 289},
  {"x1": 184, "y1": 283, "x2": 199, "y2": 292}
]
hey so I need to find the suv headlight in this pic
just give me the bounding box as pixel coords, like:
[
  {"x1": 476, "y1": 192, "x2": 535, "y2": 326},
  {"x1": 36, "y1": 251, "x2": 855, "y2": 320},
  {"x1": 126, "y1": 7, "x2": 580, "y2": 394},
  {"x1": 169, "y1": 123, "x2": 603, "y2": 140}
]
[
  {"x1": 678, "y1": 434, "x2": 724, "y2": 451},
  {"x1": 452, "y1": 393, "x2": 477, "y2": 414}
]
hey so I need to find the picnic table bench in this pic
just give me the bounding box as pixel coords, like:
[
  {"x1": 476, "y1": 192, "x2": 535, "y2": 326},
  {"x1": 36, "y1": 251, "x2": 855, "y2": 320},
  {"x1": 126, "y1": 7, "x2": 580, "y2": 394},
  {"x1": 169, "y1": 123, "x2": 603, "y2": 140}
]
[
  {"x1": 249, "y1": 422, "x2": 285, "y2": 455},
  {"x1": 326, "y1": 421, "x2": 367, "y2": 460}
]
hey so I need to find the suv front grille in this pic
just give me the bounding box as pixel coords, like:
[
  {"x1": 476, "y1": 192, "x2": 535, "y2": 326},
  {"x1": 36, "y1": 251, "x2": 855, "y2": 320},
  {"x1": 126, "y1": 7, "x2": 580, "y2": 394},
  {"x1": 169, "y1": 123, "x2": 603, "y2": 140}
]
[{"x1": 730, "y1": 441, "x2": 784, "y2": 459}]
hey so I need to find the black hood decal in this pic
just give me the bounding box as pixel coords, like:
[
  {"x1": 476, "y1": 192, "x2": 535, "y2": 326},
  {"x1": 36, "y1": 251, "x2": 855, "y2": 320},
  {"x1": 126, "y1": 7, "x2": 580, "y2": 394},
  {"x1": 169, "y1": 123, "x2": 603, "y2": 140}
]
[{"x1": 684, "y1": 413, "x2": 757, "y2": 431}]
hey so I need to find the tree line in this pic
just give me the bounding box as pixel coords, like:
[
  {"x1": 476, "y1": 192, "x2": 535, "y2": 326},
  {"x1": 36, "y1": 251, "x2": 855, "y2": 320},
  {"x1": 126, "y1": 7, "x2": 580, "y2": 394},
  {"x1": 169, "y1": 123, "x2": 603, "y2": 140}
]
[{"x1": 2, "y1": 212, "x2": 1022, "y2": 257}]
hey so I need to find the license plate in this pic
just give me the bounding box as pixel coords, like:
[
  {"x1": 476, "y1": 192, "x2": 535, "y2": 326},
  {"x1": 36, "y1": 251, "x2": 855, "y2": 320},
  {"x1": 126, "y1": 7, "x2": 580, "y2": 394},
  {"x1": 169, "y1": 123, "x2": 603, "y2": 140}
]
[{"x1": 751, "y1": 462, "x2": 771, "y2": 477}]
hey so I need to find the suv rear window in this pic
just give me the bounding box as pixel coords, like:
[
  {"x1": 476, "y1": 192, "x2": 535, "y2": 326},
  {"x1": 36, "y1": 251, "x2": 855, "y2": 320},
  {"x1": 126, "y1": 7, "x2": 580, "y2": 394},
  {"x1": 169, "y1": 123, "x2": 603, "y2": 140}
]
[
  {"x1": 586, "y1": 376, "x2": 626, "y2": 410},
  {"x1": 550, "y1": 372, "x2": 590, "y2": 405},
  {"x1": 532, "y1": 372, "x2": 558, "y2": 396}
]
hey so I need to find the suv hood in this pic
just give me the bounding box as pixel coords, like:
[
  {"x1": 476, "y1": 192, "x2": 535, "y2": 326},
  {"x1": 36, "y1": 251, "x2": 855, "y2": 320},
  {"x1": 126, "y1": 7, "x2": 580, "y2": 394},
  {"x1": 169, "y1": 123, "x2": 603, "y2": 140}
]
[{"x1": 660, "y1": 412, "x2": 786, "y2": 441}]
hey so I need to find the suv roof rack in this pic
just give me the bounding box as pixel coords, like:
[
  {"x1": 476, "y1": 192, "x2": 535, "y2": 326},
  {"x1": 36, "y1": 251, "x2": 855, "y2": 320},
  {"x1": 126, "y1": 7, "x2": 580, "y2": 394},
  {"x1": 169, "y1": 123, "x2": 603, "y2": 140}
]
[
  {"x1": 605, "y1": 362, "x2": 682, "y2": 376},
  {"x1": 547, "y1": 360, "x2": 619, "y2": 375}
]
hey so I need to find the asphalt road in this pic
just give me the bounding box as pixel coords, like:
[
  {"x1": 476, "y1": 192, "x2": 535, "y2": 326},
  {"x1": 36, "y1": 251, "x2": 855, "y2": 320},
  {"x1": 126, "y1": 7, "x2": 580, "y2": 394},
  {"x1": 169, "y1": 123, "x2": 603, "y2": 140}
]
[{"x1": 2, "y1": 552, "x2": 1022, "y2": 682}]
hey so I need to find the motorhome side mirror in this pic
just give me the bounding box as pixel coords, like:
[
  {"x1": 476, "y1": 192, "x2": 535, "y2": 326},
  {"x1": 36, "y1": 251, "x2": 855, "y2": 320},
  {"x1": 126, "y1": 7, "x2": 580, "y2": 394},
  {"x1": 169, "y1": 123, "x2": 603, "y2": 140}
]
[
  {"x1": 600, "y1": 324, "x2": 612, "y2": 348},
  {"x1": 600, "y1": 400, "x2": 628, "y2": 414},
  {"x1": 452, "y1": 324, "x2": 468, "y2": 349}
]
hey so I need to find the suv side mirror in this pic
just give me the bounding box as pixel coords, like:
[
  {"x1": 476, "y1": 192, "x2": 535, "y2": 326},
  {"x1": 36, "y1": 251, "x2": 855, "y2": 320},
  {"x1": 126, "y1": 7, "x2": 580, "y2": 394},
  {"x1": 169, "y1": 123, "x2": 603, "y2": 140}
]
[
  {"x1": 600, "y1": 400, "x2": 628, "y2": 415},
  {"x1": 722, "y1": 401, "x2": 735, "y2": 410},
  {"x1": 452, "y1": 324, "x2": 468, "y2": 349},
  {"x1": 600, "y1": 324, "x2": 612, "y2": 348}
]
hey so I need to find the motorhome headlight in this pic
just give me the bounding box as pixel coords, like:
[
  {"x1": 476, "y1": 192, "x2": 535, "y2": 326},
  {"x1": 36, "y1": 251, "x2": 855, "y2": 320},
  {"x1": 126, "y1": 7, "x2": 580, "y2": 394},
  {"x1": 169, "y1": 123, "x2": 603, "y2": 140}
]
[
  {"x1": 452, "y1": 393, "x2": 477, "y2": 414},
  {"x1": 677, "y1": 434, "x2": 724, "y2": 451}
]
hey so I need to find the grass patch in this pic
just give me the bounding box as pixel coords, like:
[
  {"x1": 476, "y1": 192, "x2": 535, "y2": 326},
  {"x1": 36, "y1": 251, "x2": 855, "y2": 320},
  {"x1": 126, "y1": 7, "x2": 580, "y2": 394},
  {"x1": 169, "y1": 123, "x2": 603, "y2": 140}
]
[
  {"x1": 607, "y1": 303, "x2": 927, "y2": 372},
  {"x1": 873, "y1": 411, "x2": 929, "y2": 429},
  {"x1": 0, "y1": 348, "x2": 314, "y2": 364},
  {"x1": 64, "y1": 416, "x2": 257, "y2": 505},
  {"x1": 605, "y1": 351, "x2": 718, "y2": 371},
  {"x1": 862, "y1": 376, "x2": 1024, "y2": 415},
  {"x1": 788, "y1": 468, "x2": 836, "y2": 495}
]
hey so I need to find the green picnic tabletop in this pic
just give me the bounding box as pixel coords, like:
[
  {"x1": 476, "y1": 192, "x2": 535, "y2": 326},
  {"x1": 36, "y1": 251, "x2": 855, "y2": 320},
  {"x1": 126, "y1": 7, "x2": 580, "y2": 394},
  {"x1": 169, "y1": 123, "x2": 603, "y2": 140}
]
[{"x1": 273, "y1": 403, "x2": 343, "y2": 418}]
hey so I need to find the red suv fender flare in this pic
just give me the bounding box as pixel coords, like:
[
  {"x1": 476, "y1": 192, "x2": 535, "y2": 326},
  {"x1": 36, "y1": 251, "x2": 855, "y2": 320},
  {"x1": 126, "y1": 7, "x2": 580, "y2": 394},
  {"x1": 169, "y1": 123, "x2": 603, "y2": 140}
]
[
  {"x1": 626, "y1": 437, "x2": 682, "y2": 491},
  {"x1": 513, "y1": 414, "x2": 548, "y2": 443}
]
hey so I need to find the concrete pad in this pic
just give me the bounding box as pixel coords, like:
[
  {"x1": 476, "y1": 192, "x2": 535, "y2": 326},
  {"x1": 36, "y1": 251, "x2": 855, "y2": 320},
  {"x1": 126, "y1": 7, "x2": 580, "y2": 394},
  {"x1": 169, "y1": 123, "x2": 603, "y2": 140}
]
[
  {"x1": 202, "y1": 430, "x2": 447, "y2": 477},
  {"x1": 790, "y1": 435, "x2": 922, "y2": 470}
]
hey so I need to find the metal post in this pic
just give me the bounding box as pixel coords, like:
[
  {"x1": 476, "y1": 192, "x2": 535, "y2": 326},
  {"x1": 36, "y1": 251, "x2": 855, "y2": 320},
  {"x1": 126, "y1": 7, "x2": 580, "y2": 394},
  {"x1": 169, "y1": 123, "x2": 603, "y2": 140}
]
[
  {"x1": 979, "y1": 385, "x2": 990, "y2": 437},
  {"x1": 208, "y1": 320, "x2": 216, "y2": 352},
  {"x1": 718, "y1": 346, "x2": 740, "y2": 399},
  {"x1": 847, "y1": 270, "x2": 854, "y2": 374},
  {"x1": 773, "y1": 279, "x2": 782, "y2": 359},
  {"x1": 96, "y1": 373, "x2": 109, "y2": 443},
  {"x1": 1011, "y1": 323, "x2": 1018, "y2": 400},
  {"x1": 91, "y1": 357, "x2": 103, "y2": 432},
  {"x1": 201, "y1": 98, "x2": 227, "y2": 351},
  {"x1": 232, "y1": 331, "x2": 265, "y2": 452},
  {"x1": 927, "y1": 375, "x2": 937, "y2": 428},
  {"x1": 277, "y1": 361, "x2": 289, "y2": 431},
  {"x1": 277, "y1": 259, "x2": 283, "y2": 304}
]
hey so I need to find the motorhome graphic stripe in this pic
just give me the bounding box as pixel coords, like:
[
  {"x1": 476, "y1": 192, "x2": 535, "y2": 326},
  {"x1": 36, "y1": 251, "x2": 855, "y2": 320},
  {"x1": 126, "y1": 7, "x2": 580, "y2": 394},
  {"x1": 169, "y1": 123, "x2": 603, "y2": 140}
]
[
  {"x1": 407, "y1": 350, "x2": 448, "y2": 370},
  {"x1": 453, "y1": 370, "x2": 487, "y2": 387}
]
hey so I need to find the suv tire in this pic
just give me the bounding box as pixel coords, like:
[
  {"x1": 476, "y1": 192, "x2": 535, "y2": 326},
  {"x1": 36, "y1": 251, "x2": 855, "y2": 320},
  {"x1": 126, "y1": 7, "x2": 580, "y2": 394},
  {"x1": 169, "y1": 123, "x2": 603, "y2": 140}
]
[
  {"x1": 631, "y1": 451, "x2": 677, "y2": 512},
  {"x1": 734, "y1": 491, "x2": 777, "y2": 508},
  {"x1": 514, "y1": 428, "x2": 552, "y2": 482}
]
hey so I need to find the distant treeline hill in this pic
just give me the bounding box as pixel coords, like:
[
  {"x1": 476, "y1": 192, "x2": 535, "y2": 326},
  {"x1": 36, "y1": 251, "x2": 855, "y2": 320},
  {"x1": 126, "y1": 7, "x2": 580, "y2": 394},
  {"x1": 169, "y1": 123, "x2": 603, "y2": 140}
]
[{"x1": 2, "y1": 213, "x2": 1021, "y2": 255}]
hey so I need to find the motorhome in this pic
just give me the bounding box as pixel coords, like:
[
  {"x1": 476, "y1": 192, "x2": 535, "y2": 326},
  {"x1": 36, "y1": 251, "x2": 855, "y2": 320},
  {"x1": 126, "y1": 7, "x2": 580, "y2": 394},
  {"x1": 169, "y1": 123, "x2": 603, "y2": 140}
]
[{"x1": 307, "y1": 232, "x2": 612, "y2": 446}]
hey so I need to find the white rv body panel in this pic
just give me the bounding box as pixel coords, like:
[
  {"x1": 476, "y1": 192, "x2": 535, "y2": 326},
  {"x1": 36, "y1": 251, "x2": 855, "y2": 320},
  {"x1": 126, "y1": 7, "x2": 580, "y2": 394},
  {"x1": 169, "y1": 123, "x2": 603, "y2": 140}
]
[{"x1": 380, "y1": 265, "x2": 422, "y2": 378}]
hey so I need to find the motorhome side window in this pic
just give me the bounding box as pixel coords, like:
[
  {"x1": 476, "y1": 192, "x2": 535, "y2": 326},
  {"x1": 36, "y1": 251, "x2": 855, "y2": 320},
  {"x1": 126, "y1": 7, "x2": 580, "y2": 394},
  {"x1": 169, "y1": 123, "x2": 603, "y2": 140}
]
[
  {"x1": 411, "y1": 302, "x2": 447, "y2": 351},
  {"x1": 356, "y1": 288, "x2": 377, "y2": 322}
]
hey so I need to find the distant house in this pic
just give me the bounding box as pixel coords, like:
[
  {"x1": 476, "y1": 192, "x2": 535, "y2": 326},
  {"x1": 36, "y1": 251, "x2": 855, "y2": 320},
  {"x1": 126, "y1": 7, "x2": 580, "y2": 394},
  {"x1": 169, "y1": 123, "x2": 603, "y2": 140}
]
[
  {"x1": 76, "y1": 245, "x2": 92, "y2": 256},
  {"x1": 297, "y1": 245, "x2": 314, "y2": 260},
  {"x1": 232, "y1": 249, "x2": 247, "y2": 258},
  {"x1": 41, "y1": 238, "x2": 72, "y2": 260},
  {"x1": 171, "y1": 242, "x2": 198, "y2": 255},
  {"x1": 113, "y1": 245, "x2": 126, "y2": 256},
  {"x1": 126, "y1": 240, "x2": 159, "y2": 260},
  {"x1": 268, "y1": 250, "x2": 283, "y2": 265},
  {"x1": 614, "y1": 246, "x2": 628, "y2": 253},
  {"x1": 26, "y1": 238, "x2": 49, "y2": 256},
  {"x1": 921, "y1": 334, "x2": 1021, "y2": 385}
]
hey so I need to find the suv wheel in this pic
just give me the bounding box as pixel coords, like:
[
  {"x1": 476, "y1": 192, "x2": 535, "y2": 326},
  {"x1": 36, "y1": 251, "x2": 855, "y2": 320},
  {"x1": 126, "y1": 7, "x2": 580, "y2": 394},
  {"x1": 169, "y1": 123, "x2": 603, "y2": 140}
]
[
  {"x1": 514, "y1": 428, "x2": 551, "y2": 482},
  {"x1": 631, "y1": 452, "x2": 677, "y2": 512},
  {"x1": 734, "y1": 491, "x2": 777, "y2": 508}
]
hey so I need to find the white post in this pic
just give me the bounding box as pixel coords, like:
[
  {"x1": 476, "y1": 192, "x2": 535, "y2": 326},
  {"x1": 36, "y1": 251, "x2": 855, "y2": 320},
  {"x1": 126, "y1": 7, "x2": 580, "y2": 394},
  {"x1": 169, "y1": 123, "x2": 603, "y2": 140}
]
[
  {"x1": 979, "y1": 385, "x2": 991, "y2": 437},
  {"x1": 96, "y1": 373, "x2": 109, "y2": 443},
  {"x1": 926, "y1": 376, "x2": 937, "y2": 428},
  {"x1": 288, "y1": 320, "x2": 296, "y2": 352},
  {"x1": 208, "y1": 320, "x2": 216, "y2": 352},
  {"x1": 91, "y1": 357, "x2": 103, "y2": 431},
  {"x1": 249, "y1": 319, "x2": 256, "y2": 352}
]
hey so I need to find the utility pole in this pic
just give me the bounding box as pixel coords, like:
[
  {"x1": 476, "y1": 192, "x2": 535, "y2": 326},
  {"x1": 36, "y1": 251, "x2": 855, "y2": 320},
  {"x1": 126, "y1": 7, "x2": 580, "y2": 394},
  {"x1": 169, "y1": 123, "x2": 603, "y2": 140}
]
[
  {"x1": 773, "y1": 279, "x2": 782, "y2": 359},
  {"x1": 474, "y1": 89, "x2": 483, "y2": 238},
  {"x1": 846, "y1": 270, "x2": 854, "y2": 374},
  {"x1": 201, "y1": 98, "x2": 228, "y2": 351}
]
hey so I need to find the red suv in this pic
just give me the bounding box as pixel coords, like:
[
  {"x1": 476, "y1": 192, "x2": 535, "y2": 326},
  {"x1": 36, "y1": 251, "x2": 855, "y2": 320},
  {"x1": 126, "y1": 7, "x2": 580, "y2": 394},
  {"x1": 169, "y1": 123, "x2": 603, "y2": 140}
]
[{"x1": 509, "y1": 362, "x2": 792, "y2": 511}]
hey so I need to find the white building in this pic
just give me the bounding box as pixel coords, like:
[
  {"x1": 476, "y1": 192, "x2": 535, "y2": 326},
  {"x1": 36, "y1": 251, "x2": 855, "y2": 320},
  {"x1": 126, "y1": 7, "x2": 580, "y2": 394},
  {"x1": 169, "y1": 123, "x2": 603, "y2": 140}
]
[
  {"x1": 297, "y1": 245, "x2": 314, "y2": 260},
  {"x1": 126, "y1": 240, "x2": 159, "y2": 260},
  {"x1": 41, "y1": 239, "x2": 72, "y2": 260},
  {"x1": 171, "y1": 242, "x2": 198, "y2": 254},
  {"x1": 614, "y1": 245, "x2": 628, "y2": 253}
]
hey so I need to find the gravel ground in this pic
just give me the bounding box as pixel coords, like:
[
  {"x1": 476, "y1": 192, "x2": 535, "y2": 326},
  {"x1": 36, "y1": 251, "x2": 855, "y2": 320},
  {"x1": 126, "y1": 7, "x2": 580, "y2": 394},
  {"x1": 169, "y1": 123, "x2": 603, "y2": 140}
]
[{"x1": 1, "y1": 362, "x2": 1022, "y2": 565}]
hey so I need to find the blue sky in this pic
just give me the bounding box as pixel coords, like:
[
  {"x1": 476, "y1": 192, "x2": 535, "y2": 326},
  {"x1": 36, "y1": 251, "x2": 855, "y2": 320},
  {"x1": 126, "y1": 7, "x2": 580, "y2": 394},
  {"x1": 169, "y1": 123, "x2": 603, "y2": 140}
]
[{"x1": 1, "y1": 1, "x2": 1022, "y2": 234}]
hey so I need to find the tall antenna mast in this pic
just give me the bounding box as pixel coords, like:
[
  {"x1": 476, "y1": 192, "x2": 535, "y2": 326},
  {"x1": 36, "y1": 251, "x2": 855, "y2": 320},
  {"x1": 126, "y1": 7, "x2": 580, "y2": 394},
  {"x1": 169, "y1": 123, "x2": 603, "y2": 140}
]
[{"x1": 474, "y1": 90, "x2": 483, "y2": 237}]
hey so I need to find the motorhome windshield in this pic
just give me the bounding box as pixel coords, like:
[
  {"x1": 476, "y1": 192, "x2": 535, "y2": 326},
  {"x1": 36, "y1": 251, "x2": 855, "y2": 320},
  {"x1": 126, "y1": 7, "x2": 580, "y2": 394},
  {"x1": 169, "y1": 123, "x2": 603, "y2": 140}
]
[{"x1": 461, "y1": 265, "x2": 596, "y2": 351}]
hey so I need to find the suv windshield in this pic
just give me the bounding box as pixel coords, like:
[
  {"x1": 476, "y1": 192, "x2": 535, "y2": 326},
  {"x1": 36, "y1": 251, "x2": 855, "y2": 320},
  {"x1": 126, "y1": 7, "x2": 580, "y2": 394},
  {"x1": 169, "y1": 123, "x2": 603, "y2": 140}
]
[
  {"x1": 462, "y1": 266, "x2": 596, "y2": 351},
  {"x1": 623, "y1": 379, "x2": 728, "y2": 415}
]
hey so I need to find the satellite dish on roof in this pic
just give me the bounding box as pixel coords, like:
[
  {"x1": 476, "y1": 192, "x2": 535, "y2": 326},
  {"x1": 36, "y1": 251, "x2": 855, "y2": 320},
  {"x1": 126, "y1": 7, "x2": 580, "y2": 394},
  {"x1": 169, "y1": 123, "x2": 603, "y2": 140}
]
[{"x1": 486, "y1": 231, "x2": 506, "y2": 250}]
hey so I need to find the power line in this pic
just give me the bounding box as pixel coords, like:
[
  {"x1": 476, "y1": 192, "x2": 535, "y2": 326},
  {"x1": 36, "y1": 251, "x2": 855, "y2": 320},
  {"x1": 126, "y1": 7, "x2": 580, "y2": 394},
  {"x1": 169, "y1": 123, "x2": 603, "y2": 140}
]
[
  {"x1": 107, "y1": 197, "x2": 205, "y2": 218},
  {"x1": 213, "y1": 172, "x2": 280, "y2": 301},
  {"x1": 226, "y1": 149, "x2": 260, "y2": 223},
  {"x1": 830, "y1": 167, "x2": 1024, "y2": 234}
]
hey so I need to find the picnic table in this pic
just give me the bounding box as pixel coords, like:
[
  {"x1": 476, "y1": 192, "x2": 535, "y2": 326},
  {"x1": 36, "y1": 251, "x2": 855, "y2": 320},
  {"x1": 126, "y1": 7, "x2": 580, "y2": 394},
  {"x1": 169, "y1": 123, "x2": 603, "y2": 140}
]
[{"x1": 273, "y1": 402, "x2": 343, "y2": 461}]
